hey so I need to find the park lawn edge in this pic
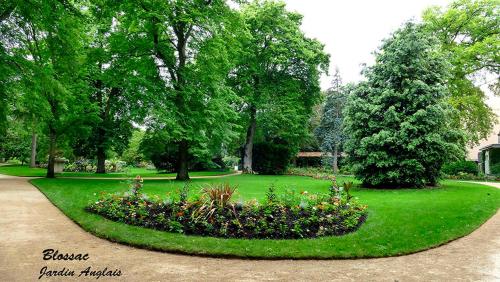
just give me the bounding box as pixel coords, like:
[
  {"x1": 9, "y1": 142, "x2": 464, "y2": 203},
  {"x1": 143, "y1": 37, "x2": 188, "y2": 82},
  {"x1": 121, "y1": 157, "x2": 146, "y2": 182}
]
[
  {"x1": 0, "y1": 165, "x2": 233, "y2": 178},
  {"x1": 28, "y1": 178, "x2": 500, "y2": 260}
]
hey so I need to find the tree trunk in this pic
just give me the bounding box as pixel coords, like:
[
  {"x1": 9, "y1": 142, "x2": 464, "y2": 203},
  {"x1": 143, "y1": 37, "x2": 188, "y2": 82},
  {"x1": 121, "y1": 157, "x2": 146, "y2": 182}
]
[
  {"x1": 30, "y1": 131, "x2": 37, "y2": 168},
  {"x1": 96, "y1": 146, "x2": 106, "y2": 174},
  {"x1": 332, "y1": 144, "x2": 339, "y2": 174},
  {"x1": 242, "y1": 106, "x2": 257, "y2": 173},
  {"x1": 46, "y1": 128, "x2": 56, "y2": 178},
  {"x1": 176, "y1": 140, "x2": 189, "y2": 180}
]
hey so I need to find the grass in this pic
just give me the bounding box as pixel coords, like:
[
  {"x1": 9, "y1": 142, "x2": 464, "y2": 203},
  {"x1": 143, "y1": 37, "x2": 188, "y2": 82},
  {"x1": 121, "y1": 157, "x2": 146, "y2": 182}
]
[
  {"x1": 30, "y1": 174, "x2": 500, "y2": 259},
  {"x1": 0, "y1": 165, "x2": 232, "y2": 178}
]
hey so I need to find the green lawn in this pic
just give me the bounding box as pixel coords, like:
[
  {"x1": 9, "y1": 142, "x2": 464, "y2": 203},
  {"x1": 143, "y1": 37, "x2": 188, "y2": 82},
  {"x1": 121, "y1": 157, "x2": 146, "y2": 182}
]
[
  {"x1": 0, "y1": 165, "x2": 232, "y2": 178},
  {"x1": 30, "y1": 174, "x2": 500, "y2": 259}
]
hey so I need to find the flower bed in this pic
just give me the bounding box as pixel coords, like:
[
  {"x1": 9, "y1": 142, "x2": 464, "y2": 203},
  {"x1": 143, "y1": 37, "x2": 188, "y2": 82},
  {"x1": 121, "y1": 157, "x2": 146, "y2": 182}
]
[{"x1": 87, "y1": 177, "x2": 367, "y2": 239}]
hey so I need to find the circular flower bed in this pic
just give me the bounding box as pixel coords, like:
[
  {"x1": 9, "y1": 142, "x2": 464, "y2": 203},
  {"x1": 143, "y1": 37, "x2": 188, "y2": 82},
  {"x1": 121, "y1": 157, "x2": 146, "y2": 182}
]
[{"x1": 86, "y1": 177, "x2": 367, "y2": 239}]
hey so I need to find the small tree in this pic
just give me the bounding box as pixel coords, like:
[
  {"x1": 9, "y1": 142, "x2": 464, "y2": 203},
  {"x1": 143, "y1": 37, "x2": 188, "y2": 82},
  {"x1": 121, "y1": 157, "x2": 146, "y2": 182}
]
[
  {"x1": 315, "y1": 69, "x2": 346, "y2": 173},
  {"x1": 344, "y1": 22, "x2": 464, "y2": 188}
]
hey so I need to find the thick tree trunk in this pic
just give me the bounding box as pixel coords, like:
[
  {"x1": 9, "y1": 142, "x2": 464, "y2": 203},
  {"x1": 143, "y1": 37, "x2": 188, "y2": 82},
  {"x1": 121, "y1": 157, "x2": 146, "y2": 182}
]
[
  {"x1": 176, "y1": 140, "x2": 189, "y2": 180},
  {"x1": 46, "y1": 128, "x2": 56, "y2": 178},
  {"x1": 30, "y1": 131, "x2": 37, "y2": 168},
  {"x1": 332, "y1": 144, "x2": 339, "y2": 174},
  {"x1": 242, "y1": 106, "x2": 257, "y2": 173},
  {"x1": 96, "y1": 146, "x2": 106, "y2": 174}
]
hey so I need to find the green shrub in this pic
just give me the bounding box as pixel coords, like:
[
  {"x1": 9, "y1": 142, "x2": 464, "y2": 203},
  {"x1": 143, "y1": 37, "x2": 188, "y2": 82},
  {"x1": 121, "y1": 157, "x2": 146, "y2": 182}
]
[
  {"x1": 490, "y1": 163, "x2": 500, "y2": 175},
  {"x1": 442, "y1": 160, "x2": 479, "y2": 176},
  {"x1": 252, "y1": 142, "x2": 293, "y2": 175}
]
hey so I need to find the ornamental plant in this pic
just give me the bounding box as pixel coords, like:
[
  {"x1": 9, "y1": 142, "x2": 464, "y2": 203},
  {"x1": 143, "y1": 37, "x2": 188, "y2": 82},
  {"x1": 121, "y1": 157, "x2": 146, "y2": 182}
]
[
  {"x1": 343, "y1": 22, "x2": 464, "y2": 188},
  {"x1": 87, "y1": 182, "x2": 367, "y2": 239}
]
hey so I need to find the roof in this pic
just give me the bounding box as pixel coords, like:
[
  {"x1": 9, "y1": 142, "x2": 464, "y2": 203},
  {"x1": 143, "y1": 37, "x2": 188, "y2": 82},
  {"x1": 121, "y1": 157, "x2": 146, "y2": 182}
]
[
  {"x1": 478, "y1": 144, "x2": 500, "y2": 151},
  {"x1": 297, "y1": 152, "x2": 330, "y2": 157}
]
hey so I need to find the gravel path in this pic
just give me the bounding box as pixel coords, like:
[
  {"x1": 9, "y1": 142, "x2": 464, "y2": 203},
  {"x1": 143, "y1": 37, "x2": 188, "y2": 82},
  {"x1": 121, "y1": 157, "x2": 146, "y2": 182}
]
[{"x1": 0, "y1": 175, "x2": 498, "y2": 281}]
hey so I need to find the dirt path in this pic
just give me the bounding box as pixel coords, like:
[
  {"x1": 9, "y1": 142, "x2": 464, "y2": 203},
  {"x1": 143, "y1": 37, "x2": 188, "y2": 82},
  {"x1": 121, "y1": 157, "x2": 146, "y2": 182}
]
[
  {"x1": 0, "y1": 175, "x2": 498, "y2": 281},
  {"x1": 466, "y1": 181, "x2": 500, "y2": 189}
]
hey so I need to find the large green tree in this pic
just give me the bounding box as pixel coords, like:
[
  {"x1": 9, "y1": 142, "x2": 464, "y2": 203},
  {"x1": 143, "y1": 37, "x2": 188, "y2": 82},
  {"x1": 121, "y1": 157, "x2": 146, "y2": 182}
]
[
  {"x1": 77, "y1": 1, "x2": 155, "y2": 173},
  {"x1": 1, "y1": 0, "x2": 91, "y2": 177},
  {"x1": 423, "y1": 0, "x2": 500, "y2": 145},
  {"x1": 116, "y1": 0, "x2": 244, "y2": 180},
  {"x1": 233, "y1": 0, "x2": 329, "y2": 173},
  {"x1": 344, "y1": 22, "x2": 464, "y2": 188}
]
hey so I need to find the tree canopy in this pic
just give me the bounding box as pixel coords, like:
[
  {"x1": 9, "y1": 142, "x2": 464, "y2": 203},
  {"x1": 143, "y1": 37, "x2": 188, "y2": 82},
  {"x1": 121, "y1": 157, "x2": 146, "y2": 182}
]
[
  {"x1": 344, "y1": 22, "x2": 465, "y2": 187},
  {"x1": 233, "y1": 0, "x2": 329, "y2": 173},
  {"x1": 423, "y1": 0, "x2": 500, "y2": 145}
]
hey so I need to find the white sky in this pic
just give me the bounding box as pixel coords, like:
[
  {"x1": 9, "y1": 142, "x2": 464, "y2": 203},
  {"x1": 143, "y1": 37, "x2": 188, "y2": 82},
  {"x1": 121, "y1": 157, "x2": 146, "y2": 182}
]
[
  {"x1": 282, "y1": 0, "x2": 499, "y2": 156},
  {"x1": 283, "y1": 0, "x2": 452, "y2": 86}
]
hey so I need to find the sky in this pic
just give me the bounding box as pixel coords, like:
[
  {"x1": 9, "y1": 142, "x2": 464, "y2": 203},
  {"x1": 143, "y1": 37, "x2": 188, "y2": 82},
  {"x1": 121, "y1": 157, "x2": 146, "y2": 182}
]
[
  {"x1": 281, "y1": 0, "x2": 499, "y2": 157},
  {"x1": 283, "y1": 0, "x2": 451, "y2": 86}
]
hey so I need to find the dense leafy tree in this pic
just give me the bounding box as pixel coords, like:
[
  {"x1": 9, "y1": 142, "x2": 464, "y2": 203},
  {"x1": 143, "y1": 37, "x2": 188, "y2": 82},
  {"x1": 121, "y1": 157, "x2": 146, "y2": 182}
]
[
  {"x1": 423, "y1": 0, "x2": 500, "y2": 145},
  {"x1": 0, "y1": 118, "x2": 31, "y2": 163},
  {"x1": 315, "y1": 69, "x2": 347, "y2": 173},
  {"x1": 115, "y1": 0, "x2": 244, "y2": 180},
  {"x1": 344, "y1": 23, "x2": 465, "y2": 188},
  {"x1": 1, "y1": 0, "x2": 92, "y2": 177},
  {"x1": 76, "y1": 1, "x2": 155, "y2": 173},
  {"x1": 233, "y1": 0, "x2": 329, "y2": 173}
]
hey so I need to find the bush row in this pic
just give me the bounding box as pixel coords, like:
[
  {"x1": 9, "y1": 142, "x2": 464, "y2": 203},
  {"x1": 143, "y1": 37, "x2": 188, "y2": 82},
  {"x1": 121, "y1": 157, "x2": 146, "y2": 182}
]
[{"x1": 63, "y1": 159, "x2": 127, "y2": 173}]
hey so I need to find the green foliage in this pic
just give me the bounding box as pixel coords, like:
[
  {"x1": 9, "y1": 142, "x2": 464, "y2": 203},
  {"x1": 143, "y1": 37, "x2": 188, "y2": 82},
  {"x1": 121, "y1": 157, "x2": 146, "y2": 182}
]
[
  {"x1": 488, "y1": 148, "x2": 500, "y2": 165},
  {"x1": 233, "y1": 0, "x2": 329, "y2": 160},
  {"x1": 287, "y1": 166, "x2": 337, "y2": 180},
  {"x1": 490, "y1": 163, "x2": 500, "y2": 175},
  {"x1": 344, "y1": 22, "x2": 465, "y2": 188},
  {"x1": 87, "y1": 181, "x2": 367, "y2": 239},
  {"x1": 442, "y1": 160, "x2": 479, "y2": 175},
  {"x1": 140, "y1": 130, "x2": 223, "y2": 172},
  {"x1": 0, "y1": 120, "x2": 32, "y2": 163},
  {"x1": 121, "y1": 130, "x2": 146, "y2": 165},
  {"x1": 252, "y1": 142, "x2": 294, "y2": 175},
  {"x1": 117, "y1": 0, "x2": 246, "y2": 179},
  {"x1": 315, "y1": 70, "x2": 347, "y2": 170},
  {"x1": 63, "y1": 159, "x2": 127, "y2": 173},
  {"x1": 266, "y1": 184, "x2": 277, "y2": 203},
  {"x1": 1, "y1": 0, "x2": 95, "y2": 177},
  {"x1": 423, "y1": 0, "x2": 500, "y2": 145}
]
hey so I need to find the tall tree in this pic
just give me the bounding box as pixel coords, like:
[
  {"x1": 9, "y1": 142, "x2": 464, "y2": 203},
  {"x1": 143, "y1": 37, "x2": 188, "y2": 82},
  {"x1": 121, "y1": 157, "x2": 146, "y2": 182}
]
[
  {"x1": 117, "y1": 0, "x2": 244, "y2": 180},
  {"x1": 1, "y1": 0, "x2": 91, "y2": 178},
  {"x1": 78, "y1": 1, "x2": 154, "y2": 173},
  {"x1": 344, "y1": 22, "x2": 464, "y2": 188},
  {"x1": 423, "y1": 0, "x2": 500, "y2": 145},
  {"x1": 315, "y1": 69, "x2": 347, "y2": 173},
  {"x1": 233, "y1": 0, "x2": 329, "y2": 173}
]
